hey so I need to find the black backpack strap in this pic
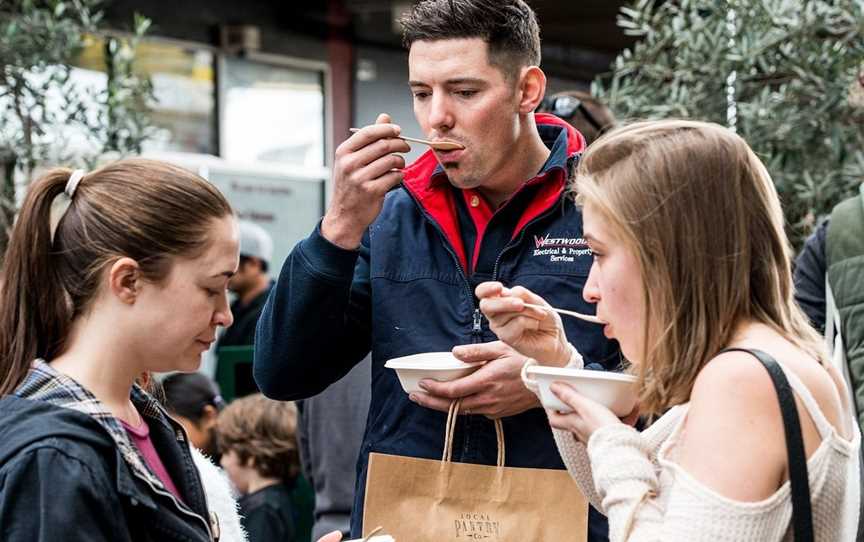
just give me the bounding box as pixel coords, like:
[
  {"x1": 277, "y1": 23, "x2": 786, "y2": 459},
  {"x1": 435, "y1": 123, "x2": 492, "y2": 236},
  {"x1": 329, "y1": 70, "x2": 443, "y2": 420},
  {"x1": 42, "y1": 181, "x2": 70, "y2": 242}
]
[{"x1": 720, "y1": 347, "x2": 814, "y2": 542}]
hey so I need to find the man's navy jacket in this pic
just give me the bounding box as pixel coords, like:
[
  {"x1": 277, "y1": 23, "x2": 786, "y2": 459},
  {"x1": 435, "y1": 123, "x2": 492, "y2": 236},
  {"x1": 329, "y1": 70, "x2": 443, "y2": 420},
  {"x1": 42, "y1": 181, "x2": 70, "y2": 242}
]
[{"x1": 254, "y1": 114, "x2": 620, "y2": 538}]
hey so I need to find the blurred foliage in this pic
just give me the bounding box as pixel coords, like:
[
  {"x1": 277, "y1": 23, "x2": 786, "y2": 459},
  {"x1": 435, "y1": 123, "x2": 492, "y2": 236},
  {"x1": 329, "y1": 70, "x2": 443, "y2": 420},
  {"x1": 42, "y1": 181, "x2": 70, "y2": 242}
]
[
  {"x1": 0, "y1": 0, "x2": 154, "y2": 261},
  {"x1": 594, "y1": 0, "x2": 864, "y2": 247}
]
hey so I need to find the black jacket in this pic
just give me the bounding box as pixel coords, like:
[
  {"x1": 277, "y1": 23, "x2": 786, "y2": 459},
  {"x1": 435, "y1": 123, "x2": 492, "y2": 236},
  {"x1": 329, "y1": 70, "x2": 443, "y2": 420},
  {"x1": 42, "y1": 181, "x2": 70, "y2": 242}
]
[
  {"x1": 238, "y1": 483, "x2": 296, "y2": 542},
  {"x1": 0, "y1": 395, "x2": 214, "y2": 541},
  {"x1": 793, "y1": 219, "x2": 829, "y2": 332}
]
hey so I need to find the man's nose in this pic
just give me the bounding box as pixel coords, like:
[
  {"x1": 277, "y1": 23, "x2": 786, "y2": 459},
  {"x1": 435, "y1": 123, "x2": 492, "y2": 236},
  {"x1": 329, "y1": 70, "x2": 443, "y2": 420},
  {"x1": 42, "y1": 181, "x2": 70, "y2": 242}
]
[{"x1": 427, "y1": 93, "x2": 454, "y2": 132}]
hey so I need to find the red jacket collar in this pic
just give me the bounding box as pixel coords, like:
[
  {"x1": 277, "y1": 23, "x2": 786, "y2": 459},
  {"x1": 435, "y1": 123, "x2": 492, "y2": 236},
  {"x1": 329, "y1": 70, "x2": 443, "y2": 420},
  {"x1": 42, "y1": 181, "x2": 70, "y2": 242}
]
[{"x1": 398, "y1": 115, "x2": 585, "y2": 271}]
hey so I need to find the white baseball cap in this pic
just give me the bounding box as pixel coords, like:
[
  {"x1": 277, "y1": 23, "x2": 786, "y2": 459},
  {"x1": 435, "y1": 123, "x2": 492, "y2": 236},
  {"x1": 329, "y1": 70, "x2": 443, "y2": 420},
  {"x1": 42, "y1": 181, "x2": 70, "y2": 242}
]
[{"x1": 238, "y1": 220, "x2": 273, "y2": 265}]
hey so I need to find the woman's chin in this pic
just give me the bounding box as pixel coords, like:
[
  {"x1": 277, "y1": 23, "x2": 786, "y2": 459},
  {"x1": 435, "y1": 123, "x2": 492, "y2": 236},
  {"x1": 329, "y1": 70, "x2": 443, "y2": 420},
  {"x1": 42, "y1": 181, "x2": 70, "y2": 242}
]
[
  {"x1": 177, "y1": 353, "x2": 204, "y2": 373},
  {"x1": 619, "y1": 345, "x2": 642, "y2": 366}
]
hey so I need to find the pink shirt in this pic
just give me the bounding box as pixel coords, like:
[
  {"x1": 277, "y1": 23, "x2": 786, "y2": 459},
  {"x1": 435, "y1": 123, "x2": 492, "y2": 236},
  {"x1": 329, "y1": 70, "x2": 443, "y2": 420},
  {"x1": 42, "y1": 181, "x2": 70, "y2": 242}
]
[{"x1": 121, "y1": 418, "x2": 184, "y2": 503}]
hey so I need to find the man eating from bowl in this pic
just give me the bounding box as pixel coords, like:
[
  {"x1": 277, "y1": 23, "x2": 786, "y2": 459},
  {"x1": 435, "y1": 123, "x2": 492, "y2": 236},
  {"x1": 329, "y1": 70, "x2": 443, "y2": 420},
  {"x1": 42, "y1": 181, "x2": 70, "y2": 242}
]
[{"x1": 253, "y1": 1, "x2": 620, "y2": 539}]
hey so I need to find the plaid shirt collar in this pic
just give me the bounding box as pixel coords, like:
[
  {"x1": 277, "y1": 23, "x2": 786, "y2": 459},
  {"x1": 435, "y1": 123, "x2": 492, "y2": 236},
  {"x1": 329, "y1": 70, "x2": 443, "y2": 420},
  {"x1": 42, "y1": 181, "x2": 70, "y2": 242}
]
[{"x1": 15, "y1": 359, "x2": 168, "y2": 490}]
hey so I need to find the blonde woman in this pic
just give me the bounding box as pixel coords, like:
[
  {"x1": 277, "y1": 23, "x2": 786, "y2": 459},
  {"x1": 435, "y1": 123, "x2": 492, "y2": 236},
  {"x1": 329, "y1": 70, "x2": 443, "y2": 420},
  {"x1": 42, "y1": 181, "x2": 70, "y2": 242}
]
[{"x1": 476, "y1": 120, "x2": 861, "y2": 541}]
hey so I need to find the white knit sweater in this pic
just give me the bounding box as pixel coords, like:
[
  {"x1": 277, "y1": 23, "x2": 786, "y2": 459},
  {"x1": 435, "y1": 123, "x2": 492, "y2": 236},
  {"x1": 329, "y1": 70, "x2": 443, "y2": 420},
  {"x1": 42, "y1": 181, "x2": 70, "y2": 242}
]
[{"x1": 549, "y1": 366, "x2": 861, "y2": 541}]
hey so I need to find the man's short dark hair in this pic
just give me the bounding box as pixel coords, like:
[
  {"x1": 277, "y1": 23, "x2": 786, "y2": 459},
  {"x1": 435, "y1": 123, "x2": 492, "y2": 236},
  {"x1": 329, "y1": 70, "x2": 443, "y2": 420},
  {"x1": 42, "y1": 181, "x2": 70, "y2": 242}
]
[{"x1": 400, "y1": 0, "x2": 541, "y2": 80}]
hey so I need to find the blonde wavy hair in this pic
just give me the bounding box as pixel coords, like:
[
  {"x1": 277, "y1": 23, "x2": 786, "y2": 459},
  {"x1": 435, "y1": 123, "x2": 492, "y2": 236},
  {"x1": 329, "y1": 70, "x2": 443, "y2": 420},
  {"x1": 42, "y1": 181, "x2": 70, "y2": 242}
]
[{"x1": 574, "y1": 119, "x2": 824, "y2": 416}]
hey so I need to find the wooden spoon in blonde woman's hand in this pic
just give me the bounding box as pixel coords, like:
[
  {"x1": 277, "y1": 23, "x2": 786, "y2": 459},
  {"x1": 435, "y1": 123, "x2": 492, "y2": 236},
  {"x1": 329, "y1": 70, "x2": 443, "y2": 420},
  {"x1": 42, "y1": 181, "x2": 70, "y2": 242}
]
[
  {"x1": 523, "y1": 303, "x2": 605, "y2": 325},
  {"x1": 349, "y1": 128, "x2": 464, "y2": 151}
]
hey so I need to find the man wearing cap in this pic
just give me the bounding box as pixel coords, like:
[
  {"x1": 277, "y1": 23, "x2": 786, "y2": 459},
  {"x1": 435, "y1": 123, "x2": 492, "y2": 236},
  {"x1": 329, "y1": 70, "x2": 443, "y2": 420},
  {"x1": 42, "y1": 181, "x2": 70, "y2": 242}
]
[{"x1": 217, "y1": 220, "x2": 274, "y2": 349}]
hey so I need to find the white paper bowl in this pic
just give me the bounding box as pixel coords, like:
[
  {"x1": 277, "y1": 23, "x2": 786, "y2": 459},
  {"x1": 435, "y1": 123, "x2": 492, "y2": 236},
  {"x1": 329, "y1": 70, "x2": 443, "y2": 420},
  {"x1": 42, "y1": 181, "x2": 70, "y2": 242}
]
[
  {"x1": 525, "y1": 365, "x2": 638, "y2": 416},
  {"x1": 385, "y1": 352, "x2": 483, "y2": 394}
]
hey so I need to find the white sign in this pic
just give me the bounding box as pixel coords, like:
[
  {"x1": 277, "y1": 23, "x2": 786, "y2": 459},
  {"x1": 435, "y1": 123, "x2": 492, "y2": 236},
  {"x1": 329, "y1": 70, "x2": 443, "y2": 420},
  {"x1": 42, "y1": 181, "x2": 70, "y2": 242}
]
[{"x1": 143, "y1": 151, "x2": 327, "y2": 272}]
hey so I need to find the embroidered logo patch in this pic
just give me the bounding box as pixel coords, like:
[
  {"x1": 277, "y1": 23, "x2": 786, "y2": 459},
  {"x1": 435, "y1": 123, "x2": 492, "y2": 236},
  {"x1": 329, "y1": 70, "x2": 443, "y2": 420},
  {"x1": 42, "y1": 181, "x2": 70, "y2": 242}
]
[{"x1": 532, "y1": 234, "x2": 591, "y2": 263}]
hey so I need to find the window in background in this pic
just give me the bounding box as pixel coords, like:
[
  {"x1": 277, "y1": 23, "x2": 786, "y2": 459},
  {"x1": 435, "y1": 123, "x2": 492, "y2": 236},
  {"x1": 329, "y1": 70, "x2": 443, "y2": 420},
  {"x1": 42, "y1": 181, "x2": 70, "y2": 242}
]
[
  {"x1": 74, "y1": 36, "x2": 217, "y2": 155},
  {"x1": 220, "y1": 57, "x2": 325, "y2": 168}
]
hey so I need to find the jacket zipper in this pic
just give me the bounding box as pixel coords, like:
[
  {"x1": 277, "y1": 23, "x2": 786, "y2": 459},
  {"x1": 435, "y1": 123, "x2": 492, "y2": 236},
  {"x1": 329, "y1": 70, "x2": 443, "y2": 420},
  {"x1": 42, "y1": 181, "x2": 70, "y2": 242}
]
[
  {"x1": 130, "y1": 469, "x2": 214, "y2": 540},
  {"x1": 491, "y1": 205, "x2": 559, "y2": 280},
  {"x1": 403, "y1": 181, "x2": 564, "y2": 466},
  {"x1": 403, "y1": 191, "x2": 484, "y2": 343},
  {"x1": 405, "y1": 187, "x2": 562, "y2": 342},
  {"x1": 130, "y1": 416, "x2": 214, "y2": 540}
]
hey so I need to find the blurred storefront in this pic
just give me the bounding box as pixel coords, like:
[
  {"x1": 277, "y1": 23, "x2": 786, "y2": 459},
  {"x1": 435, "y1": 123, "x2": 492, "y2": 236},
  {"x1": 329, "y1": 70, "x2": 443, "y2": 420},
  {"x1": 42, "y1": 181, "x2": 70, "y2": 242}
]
[{"x1": 69, "y1": 0, "x2": 631, "y2": 271}]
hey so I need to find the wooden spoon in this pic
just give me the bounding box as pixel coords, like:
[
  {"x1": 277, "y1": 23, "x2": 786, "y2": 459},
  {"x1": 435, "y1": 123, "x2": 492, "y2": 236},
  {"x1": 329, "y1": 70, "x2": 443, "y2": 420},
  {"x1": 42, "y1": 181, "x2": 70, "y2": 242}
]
[
  {"x1": 349, "y1": 128, "x2": 464, "y2": 151},
  {"x1": 523, "y1": 303, "x2": 605, "y2": 325}
]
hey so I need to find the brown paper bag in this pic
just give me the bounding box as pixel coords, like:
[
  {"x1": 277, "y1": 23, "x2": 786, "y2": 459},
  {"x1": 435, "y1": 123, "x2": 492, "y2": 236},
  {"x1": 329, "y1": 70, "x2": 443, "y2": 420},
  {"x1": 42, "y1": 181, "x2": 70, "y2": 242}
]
[{"x1": 363, "y1": 401, "x2": 588, "y2": 541}]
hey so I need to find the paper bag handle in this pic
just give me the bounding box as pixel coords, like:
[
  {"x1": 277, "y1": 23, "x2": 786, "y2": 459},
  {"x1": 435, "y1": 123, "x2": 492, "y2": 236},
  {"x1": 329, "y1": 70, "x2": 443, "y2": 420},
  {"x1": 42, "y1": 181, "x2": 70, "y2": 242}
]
[{"x1": 441, "y1": 399, "x2": 505, "y2": 467}]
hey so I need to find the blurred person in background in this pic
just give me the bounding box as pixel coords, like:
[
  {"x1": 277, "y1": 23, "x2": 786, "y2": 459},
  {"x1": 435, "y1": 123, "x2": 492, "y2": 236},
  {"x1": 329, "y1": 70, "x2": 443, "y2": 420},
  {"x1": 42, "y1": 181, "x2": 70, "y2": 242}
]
[
  {"x1": 162, "y1": 372, "x2": 226, "y2": 460},
  {"x1": 217, "y1": 220, "x2": 274, "y2": 349},
  {"x1": 217, "y1": 393, "x2": 301, "y2": 542},
  {"x1": 793, "y1": 185, "x2": 864, "y2": 428},
  {"x1": 537, "y1": 90, "x2": 615, "y2": 146},
  {"x1": 297, "y1": 358, "x2": 371, "y2": 540}
]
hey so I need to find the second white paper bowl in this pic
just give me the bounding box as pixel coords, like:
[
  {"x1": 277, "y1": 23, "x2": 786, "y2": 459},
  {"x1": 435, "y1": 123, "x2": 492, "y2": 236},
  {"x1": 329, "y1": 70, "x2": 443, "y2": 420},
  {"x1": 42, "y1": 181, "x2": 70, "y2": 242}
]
[{"x1": 525, "y1": 365, "x2": 638, "y2": 416}]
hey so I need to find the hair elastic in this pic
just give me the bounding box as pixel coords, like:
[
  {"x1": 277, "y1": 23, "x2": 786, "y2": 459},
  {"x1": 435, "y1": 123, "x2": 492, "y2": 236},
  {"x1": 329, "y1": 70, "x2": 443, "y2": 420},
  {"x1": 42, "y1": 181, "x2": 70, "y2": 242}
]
[
  {"x1": 65, "y1": 169, "x2": 85, "y2": 197},
  {"x1": 49, "y1": 169, "x2": 87, "y2": 244}
]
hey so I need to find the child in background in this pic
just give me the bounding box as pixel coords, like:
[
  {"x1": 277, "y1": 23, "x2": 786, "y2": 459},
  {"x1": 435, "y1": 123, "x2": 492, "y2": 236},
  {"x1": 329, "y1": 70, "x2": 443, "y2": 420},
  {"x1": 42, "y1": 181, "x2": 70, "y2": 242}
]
[
  {"x1": 162, "y1": 372, "x2": 226, "y2": 460},
  {"x1": 217, "y1": 394, "x2": 300, "y2": 542}
]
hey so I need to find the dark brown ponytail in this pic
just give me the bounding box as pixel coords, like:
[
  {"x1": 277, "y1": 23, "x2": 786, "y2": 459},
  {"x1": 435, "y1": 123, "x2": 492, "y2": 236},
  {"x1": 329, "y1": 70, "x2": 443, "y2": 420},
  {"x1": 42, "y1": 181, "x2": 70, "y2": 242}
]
[{"x1": 0, "y1": 170, "x2": 73, "y2": 394}]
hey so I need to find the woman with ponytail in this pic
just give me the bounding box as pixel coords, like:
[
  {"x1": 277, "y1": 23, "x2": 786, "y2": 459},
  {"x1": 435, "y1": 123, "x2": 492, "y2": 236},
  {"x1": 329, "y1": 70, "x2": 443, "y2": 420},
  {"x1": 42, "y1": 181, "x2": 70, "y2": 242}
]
[{"x1": 0, "y1": 159, "x2": 239, "y2": 541}]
